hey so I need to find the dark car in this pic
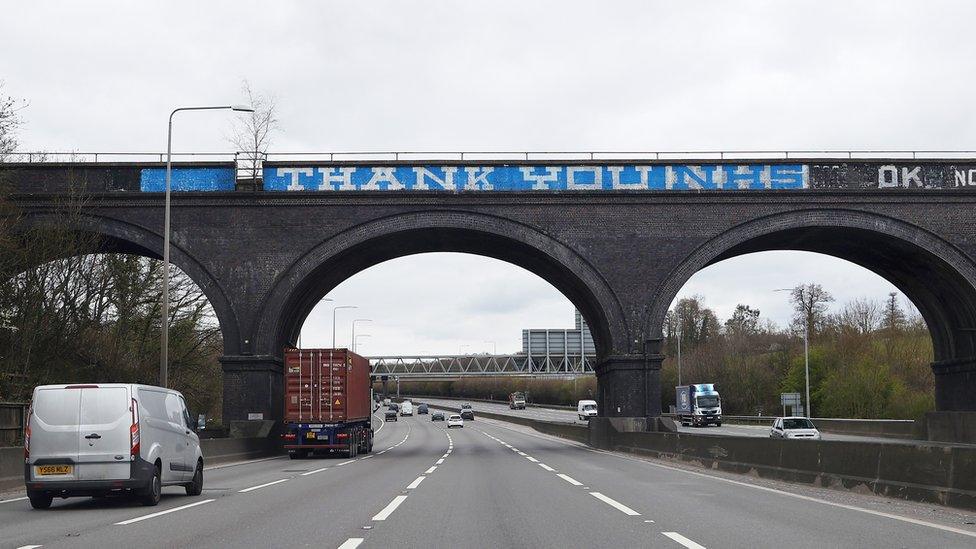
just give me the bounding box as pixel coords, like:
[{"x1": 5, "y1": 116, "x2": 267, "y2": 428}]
[
  {"x1": 389, "y1": 402, "x2": 399, "y2": 411},
  {"x1": 461, "y1": 403, "x2": 473, "y2": 410},
  {"x1": 431, "y1": 412, "x2": 445, "y2": 421},
  {"x1": 460, "y1": 409, "x2": 474, "y2": 420},
  {"x1": 417, "y1": 403, "x2": 429, "y2": 414},
  {"x1": 384, "y1": 410, "x2": 398, "y2": 422}
]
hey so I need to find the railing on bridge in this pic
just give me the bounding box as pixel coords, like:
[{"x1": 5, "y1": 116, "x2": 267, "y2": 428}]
[{"x1": 368, "y1": 354, "x2": 595, "y2": 378}]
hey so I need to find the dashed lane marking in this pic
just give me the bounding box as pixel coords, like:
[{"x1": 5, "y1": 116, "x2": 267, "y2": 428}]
[
  {"x1": 590, "y1": 492, "x2": 641, "y2": 516},
  {"x1": 372, "y1": 495, "x2": 408, "y2": 521},
  {"x1": 337, "y1": 538, "x2": 364, "y2": 549},
  {"x1": 525, "y1": 456, "x2": 539, "y2": 463},
  {"x1": 425, "y1": 466, "x2": 437, "y2": 474},
  {"x1": 336, "y1": 460, "x2": 355, "y2": 466},
  {"x1": 539, "y1": 463, "x2": 556, "y2": 472},
  {"x1": 406, "y1": 476, "x2": 425, "y2": 489},
  {"x1": 115, "y1": 499, "x2": 215, "y2": 525},
  {"x1": 301, "y1": 467, "x2": 329, "y2": 476},
  {"x1": 662, "y1": 532, "x2": 706, "y2": 549},
  {"x1": 238, "y1": 479, "x2": 288, "y2": 493},
  {"x1": 436, "y1": 458, "x2": 444, "y2": 465}
]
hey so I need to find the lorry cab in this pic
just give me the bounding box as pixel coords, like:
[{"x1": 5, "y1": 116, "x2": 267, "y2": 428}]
[
  {"x1": 675, "y1": 383, "x2": 723, "y2": 427},
  {"x1": 25, "y1": 383, "x2": 203, "y2": 509},
  {"x1": 577, "y1": 400, "x2": 598, "y2": 420},
  {"x1": 509, "y1": 392, "x2": 526, "y2": 410}
]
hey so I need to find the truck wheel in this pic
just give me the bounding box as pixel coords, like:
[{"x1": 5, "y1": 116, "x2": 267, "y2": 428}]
[
  {"x1": 28, "y1": 492, "x2": 53, "y2": 510},
  {"x1": 716, "y1": 421, "x2": 722, "y2": 427},
  {"x1": 185, "y1": 460, "x2": 204, "y2": 496},
  {"x1": 139, "y1": 464, "x2": 162, "y2": 506}
]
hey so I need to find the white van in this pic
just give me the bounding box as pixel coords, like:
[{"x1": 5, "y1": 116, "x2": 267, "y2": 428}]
[
  {"x1": 577, "y1": 400, "x2": 598, "y2": 420},
  {"x1": 24, "y1": 383, "x2": 203, "y2": 509},
  {"x1": 399, "y1": 401, "x2": 413, "y2": 416}
]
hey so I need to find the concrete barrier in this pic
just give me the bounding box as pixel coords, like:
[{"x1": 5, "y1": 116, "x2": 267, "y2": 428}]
[{"x1": 1, "y1": 437, "x2": 281, "y2": 493}]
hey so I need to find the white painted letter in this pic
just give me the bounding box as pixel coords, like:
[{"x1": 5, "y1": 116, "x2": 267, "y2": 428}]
[
  {"x1": 463, "y1": 167, "x2": 494, "y2": 190},
  {"x1": 901, "y1": 166, "x2": 922, "y2": 187},
  {"x1": 278, "y1": 167, "x2": 314, "y2": 191},
  {"x1": 566, "y1": 166, "x2": 602, "y2": 189},
  {"x1": 318, "y1": 167, "x2": 357, "y2": 191},
  {"x1": 520, "y1": 167, "x2": 561, "y2": 190},
  {"x1": 878, "y1": 165, "x2": 899, "y2": 188},
  {"x1": 413, "y1": 167, "x2": 458, "y2": 190},
  {"x1": 362, "y1": 168, "x2": 405, "y2": 191}
]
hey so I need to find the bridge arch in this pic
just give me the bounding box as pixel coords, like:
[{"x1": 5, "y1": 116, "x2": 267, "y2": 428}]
[
  {"x1": 14, "y1": 212, "x2": 241, "y2": 348},
  {"x1": 255, "y1": 210, "x2": 628, "y2": 361},
  {"x1": 646, "y1": 208, "x2": 976, "y2": 411}
]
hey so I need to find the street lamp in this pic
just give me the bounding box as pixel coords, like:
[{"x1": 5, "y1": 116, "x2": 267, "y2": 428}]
[
  {"x1": 161, "y1": 104, "x2": 253, "y2": 388},
  {"x1": 298, "y1": 297, "x2": 333, "y2": 349},
  {"x1": 352, "y1": 319, "x2": 372, "y2": 352},
  {"x1": 332, "y1": 305, "x2": 357, "y2": 348},
  {"x1": 775, "y1": 287, "x2": 811, "y2": 418},
  {"x1": 355, "y1": 334, "x2": 371, "y2": 353}
]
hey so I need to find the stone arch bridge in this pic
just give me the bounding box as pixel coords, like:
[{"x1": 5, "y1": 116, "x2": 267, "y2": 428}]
[{"x1": 4, "y1": 156, "x2": 976, "y2": 425}]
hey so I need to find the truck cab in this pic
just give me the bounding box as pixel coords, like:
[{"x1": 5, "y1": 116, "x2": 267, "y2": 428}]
[
  {"x1": 675, "y1": 384, "x2": 722, "y2": 427},
  {"x1": 509, "y1": 392, "x2": 526, "y2": 409}
]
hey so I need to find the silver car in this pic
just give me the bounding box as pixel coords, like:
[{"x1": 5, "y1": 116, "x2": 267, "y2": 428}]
[
  {"x1": 25, "y1": 383, "x2": 204, "y2": 509},
  {"x1": 770, "y1": 417, "x2": 822, "y2": 440}
]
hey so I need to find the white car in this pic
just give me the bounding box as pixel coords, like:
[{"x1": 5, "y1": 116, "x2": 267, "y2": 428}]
[
  {"x1": 770, "y1": 417, "x2": 822, "y2": 440},
  {"x1": 400, "y1": 401, "x2": 413, "y2": 416},
  {"x1": 447, "y1": 414, "x2": 464, "y2": 428},
  {"x1": 25, "y1": 383, "x2": 203, "y2": 509}
]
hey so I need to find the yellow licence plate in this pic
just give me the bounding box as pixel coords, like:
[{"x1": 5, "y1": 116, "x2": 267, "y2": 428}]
[
  {"x1": 36, "y1": 465, "x2": 72, "y2": 476},
  {"x1": 306, "y1": 432, "x2": 315, "y2": 440}
]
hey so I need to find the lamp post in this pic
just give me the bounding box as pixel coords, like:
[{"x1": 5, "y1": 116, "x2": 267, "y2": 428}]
[
  {"x1": 298, "y1": 297, "x2": 333, "y2": 349},
  {"x1": 355, "y1": 334, "x2": 371, "y2": 353},
  {"x1": 775, "y1": 287, "x2": 811, "y2": 418},
  {"x1": 351, "y1": 319, "x2": 372, "y2": 352},
  {"x1": 161, "y1": 104, "x2": 253, "y2": 388},
  {"x1": 332, "y1": 305, "x2": 357, "y2": 348},
  {"x1": 676, "y1": 323, "x2": 682, "y2": 387}
]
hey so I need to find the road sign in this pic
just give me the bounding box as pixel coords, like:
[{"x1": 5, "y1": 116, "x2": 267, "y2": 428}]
[{"x1": 780, "y1": 393, "x2": 802, "y2": 407}]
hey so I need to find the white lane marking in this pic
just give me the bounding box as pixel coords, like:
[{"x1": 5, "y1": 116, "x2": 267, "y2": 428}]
[
  {"x1": 525, "y1": 456, "x2": 539, "y2": 463},
  {"x1": 337, "y1": 460, "x2": 355, "y2": 466},
  {"x1": 204, "y1": 455, "x2": 286, "y2": 471},
  {"x1": 662, "y1": 532, "x2": 706, "y2": 549},
  {"x1": 301, "y1": 467, "x2": 329, "y2": 476},
  {"x1": 590, "y1": 492, "x2": 641, "y2": 516},
  {"x1": 539, "y1": 463, "x2": 556, "y2": 472},
  {"x1": 372, "y1": 495, "x2": 408, "y2": 521},
  {"x1": 238, "y1": 479, "x2": 289, "y2": 493},
  {"x1": 16, "y1": 545, "x2": 42, "y2": 549},
  {"x1": 360, "y1": 455, "x2": 373, "y2": 460},
  {"x1": 377, "y1": 450, "x2": 387, "y2": 454},
  {"x1": 425, "y1": 466, "x2": 437, "y2": 474},
  {"x1": 558, "y1": 473, "x2": 583, "y2": 485},
  {"x1": 441, "y1": 453, "x2": 449, "y2": 458},
  {"x1": 115, "y1": 499, "x2": 215, "y2": 525},
  {"x1": 406, "y1": 476, "x2": 426, "y2": 489},
  {"x1": 373, "y1": 413, "x2": 386, "y2": 434},
  {"x1": 337, "y1": 537, "x2": 364, "y2": 549},
  {"x1": 436, "y1": 458, "x2": 444, "y2": 465},
  {"x1": 1, "y1": 497, "x2": 28, "y2": 504}
]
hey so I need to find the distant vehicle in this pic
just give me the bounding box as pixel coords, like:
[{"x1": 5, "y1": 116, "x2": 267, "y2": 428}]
[
  {"x1": 384, "y1": 410, "x2": 398, "y2": 422},
  {"x1": 282, "y1": 349, "x2": 373, "y2": 460},
  {"x1": 509, "y1": 392, "x2": 526, "y2": 410},
  {"x1": 770, "y1": 417, "x2": 822, "y2": 440},
  {"x1": 460, "y1": 408, "x2": 474, "y2": 421},
  {"x1": 389, "y1": 402, "x2": 399, "y2": 411},
  {"x1": 447, "y1": 414, "x2": 464, "y2": 428},
  {"x1": 675, "y1": 384, "x2": 722, "y2": 427},
  {"x1": 400, "y1": 401, "x2": 414, "y2": 416},
  {"x1": 417, "y1": 403, "x2": 429, "y2": 414},
  {"x1": 383, "y1": 398, "x2": 391, "y2": 406},
  {"x1": 461, "y1": 403, "x2": 473, "y2": 410},
  {"x1": 25, "y1": 383, "x2": 203, "y2": 509},
  {"x1": 577, "y1": 400, "x2": 598, "y2": 420},
  {"x1": 431, "y1": 412, "x2": 445, "y2": 421}
]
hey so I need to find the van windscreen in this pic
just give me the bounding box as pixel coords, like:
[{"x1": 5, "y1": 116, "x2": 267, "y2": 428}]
[
  {"x1": 33, "y1": 389, "x2": 82, "y2": 426},
  {"x1": 80, "y1": 388, "x2": 129, "y2": 425}
]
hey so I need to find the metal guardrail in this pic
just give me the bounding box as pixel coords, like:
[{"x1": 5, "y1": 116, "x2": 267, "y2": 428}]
[
  {"x1": 369, "y1": 354, "x2": 595, "y2": 378},
  {"x1": 6, "y1": 149, "x2": 976, "y2": 164}
]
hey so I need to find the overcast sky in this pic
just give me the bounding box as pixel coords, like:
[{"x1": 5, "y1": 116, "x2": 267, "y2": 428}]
[{"x1": 2, "y1": 1, "x2": 968, "y2": 355}]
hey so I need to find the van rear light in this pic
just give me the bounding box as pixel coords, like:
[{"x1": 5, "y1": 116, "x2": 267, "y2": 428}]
[
  {"x1": 282, "y1": 433, "x2": 297, "y2": 440},
  {"x1": 24, "y1": 423, "x2": 30, "y2": 460},
  {"x1": 130, "y1": 398, "x2": 140, "y2": 457},
  {"x1": 337, "y1": 432, "x2": 348, "y2": 439}
]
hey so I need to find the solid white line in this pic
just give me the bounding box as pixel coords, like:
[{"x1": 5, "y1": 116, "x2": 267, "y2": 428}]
[
  {"x1": 373, "y1": 413, "x2": 386, "y2": 434},
  {"x1": 406, "y1": 476, "x2": 425, "y2": 489},
  {"x1": 238, "y1": 479, "x2": 288, "y2": 493},
  {"x1": 301, "y1": 467, "x2": 329, "y2": 476},
  {"x1": 115, "y1": 499, "x2": 215, "y2": 525},
  {"x1": 1, "y1": 497, "x2": 28, "y2": 504},
  {"x1": 436, "y1": 458, "x2": 444, "y2": 464},
  {"x1": 425, "y1": 466, "x2": 437, "y2": 474},
  {"x1": 539, "y1": 463, "x2": 556, "y2": 472},
  {"x1": 337, "y1": 537, "x2": 364, "y2": 549},
  {"x1": 525, "y1": 456, "x2": 539, "y2": 463},
  {"x1": 557, "y1": 473, "x2": 583, "y2": 486},
  {"x1": 662, "y1": 532, "x2": 706, "y2": 549},
  {"x1": 372, "y1": 495, "x2": 408, "y2": 521},
  {"x1": 360, "y1": 455, "x2": 373, "y2": 459},
  {"x1": 377, "y1": 450, "x2": 387, "y2": 454},
  {"x1": 590, "y1": 492, "x2": 641, "y2": 516},
  {"x1": 16, "y1": 545, "x2": 42, "y2": 549},
  {"x1": 337, "y1": 460, "x2": 355, "y2": 466}
]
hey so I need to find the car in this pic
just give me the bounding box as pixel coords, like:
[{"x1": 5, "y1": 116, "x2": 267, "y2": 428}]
[
  {"x1": 388, "y1": 402, "x2": 399, "y2": 411},
  {"x1": 382, "y1": 398, "x2": 391, "y2": 406},
  {"x1": 447, "y1": 414, "x2": 464, "y2": 428},
  {"x1": 24, "y1": 383, "x2": 203, "y2": 509},
  {"x1": 417, "y1": 403, "x2": 428, "y2": 415},
  {"x1": 770, "y1": 417, "x2": 822, "y2": 440},
  {"x1": 384, "y1": 410, "x2": 398, "y2": 422},
  {"x1": 577, "y1": 399, "x2": 598, "y2": 420},
  {"x1": 460, "y1": 409, "x2": 474, "y2": 421},
  {"x1": 431, "y1": 412, "x2": 445, "y2": 421},
  {"x1": 460, "y1": 403, "x2": 473, "y2": 410},
  {"x1": 400, "y1": 401, "x2": 414, "y2": 416}
]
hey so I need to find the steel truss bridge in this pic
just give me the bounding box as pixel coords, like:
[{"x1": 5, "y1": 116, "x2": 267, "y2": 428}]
[{"x1": 367, "y1": 354, "x2": 595, "y2": 378}]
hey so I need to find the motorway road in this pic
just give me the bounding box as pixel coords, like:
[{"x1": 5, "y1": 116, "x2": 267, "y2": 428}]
[
  {"x1": 2, "y1": 412, "x2": 976, "y2": 548},
  {"x1": 415, "y1": 397, "x2": 928, "y2": 444}
]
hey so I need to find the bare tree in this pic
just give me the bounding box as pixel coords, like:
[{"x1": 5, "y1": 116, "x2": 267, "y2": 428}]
[
  {"x1": 790, "y1": 283, "x2": 834, "y2": 338},
  {"x1": 228, "y1": 80, "x2": 279, "y2": 182},
  {"x1": 0, "y1": 81, "x2": 26, "y2": 162},
  {"x1": 839, "y1": 297, "x2": 881, "y2": 335}
]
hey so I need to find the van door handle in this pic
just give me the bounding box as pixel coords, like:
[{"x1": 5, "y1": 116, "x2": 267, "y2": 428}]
[{"x1": 84, "y1": 433, "x2": 101, "y2": 439}]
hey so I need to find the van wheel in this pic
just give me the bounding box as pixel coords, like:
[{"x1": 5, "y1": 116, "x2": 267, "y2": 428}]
[
  {"x1": 28, "y1": 492, "x2": 53, "y2": 509},
  {"x1": 139, "y1": 464, "x2": 162, "y2": 506},
  {"x1": 185, "y1": 460, "x2": 203, "y2": 496}
]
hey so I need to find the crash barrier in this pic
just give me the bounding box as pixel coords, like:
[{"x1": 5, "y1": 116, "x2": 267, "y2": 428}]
[
  {"x1": 587, "y1": 417, "x2": 976, "y2": 511},
  {"x1": 399, "y1": 394, "x2": 576, "y2": 410},
  {"x1": 0, "y1": 436, "x2": 281, "y2": 493}
]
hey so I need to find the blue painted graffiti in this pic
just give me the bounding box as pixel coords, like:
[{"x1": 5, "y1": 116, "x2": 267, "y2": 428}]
[{"x1": 140, "y1": 168, "x2": 236, "y2": 192}]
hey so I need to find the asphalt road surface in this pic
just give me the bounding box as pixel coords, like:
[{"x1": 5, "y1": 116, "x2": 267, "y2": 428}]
[{"x1": 2, "y1": 412, "x2": 975, "y2": 548}]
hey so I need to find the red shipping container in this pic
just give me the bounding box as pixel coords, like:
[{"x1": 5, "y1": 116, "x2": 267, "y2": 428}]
[{"x1": 284, "y1": 348, "x2": 371, "y2": 423}]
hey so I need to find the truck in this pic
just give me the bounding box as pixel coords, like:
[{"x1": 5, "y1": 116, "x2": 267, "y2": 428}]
[
  {"x1": 282, "y1": 348, "x2": 373, "y2": 459},
  {"x1": 509, "y1": 391, "x2": 526, "y2": 409},
  {"x1": 675, "y1": 383, "x2": 722, "y2": 427}
]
